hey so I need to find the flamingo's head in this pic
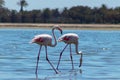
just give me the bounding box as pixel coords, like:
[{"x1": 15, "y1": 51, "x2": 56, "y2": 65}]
[
  {"x1": 53, "y1": 25, "x2": 63, "y2": 35},
  {"x1": 78, "y1": 51, "x2": 83, "y2": 67},
  {"x1": 79, "y1": 51, "x2": 82, "y2": 54}
]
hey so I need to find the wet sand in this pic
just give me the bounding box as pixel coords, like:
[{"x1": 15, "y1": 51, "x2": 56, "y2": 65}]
[{"x1": 0, "y1": 23, "x2": 120, "y2": 30}]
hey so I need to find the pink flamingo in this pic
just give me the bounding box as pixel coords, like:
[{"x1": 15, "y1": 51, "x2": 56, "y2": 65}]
[
  {"x1": 30, "y1": 26, "x2": 62, "y2": 74},
  {"x1": 56, "y1": 33, "x2": 83, "y2": 70}
]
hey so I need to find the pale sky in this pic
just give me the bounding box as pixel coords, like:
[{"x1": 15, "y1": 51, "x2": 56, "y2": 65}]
[{"x1": 4, "y1": 0, "x2": 120, "y2": 11}]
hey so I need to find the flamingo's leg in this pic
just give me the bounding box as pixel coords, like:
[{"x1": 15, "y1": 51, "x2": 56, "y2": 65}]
[
  {"x1": 45, "y1": 46, "x2": 58, "y2": 74},
  {"x1": 35, "y1": 45, "x2": 42, "y2": 75},
  {"x1": 70, "y1": 44, "x2": 74, "y2": 69},
  {"x1": 56, "y1": 44, "x2": 68, "y2": 70}
]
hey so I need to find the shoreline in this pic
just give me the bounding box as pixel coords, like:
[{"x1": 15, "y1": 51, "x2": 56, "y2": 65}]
[{"x1": 0, "y1": 23, "x2": 120, "y2": 30}]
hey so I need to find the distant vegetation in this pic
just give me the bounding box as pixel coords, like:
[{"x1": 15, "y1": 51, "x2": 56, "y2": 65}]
[{"x1": 0, "y1": 0, "x2": 120, "y2": 24}]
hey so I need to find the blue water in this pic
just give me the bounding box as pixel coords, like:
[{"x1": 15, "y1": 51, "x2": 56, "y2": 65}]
[{"x1": 0, "y1": 28, "x2": 120, "y2": 80}]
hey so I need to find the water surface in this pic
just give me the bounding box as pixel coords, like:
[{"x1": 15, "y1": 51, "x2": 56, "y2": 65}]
[{"x1": 0, "y1": 29, "x2": 120, "y2": 80}]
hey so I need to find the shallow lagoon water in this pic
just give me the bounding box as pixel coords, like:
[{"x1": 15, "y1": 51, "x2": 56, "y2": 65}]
[{"x1": 0, "y1": 29, "x2": 120, "y2": 80}]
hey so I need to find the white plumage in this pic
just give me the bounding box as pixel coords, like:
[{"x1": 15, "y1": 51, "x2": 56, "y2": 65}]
[
  {"x1": 57, "y1": 32, "x2": 82, "y2": 70},
  {"x1": 58, "y1": 33, "x2": 79, "y2": 44},
  {"x1": 30, "y1": 26, "x2": 62, "y2": 74},
  {"x1": 31, "y1": 34, "x2": 52, "y2": 46}
]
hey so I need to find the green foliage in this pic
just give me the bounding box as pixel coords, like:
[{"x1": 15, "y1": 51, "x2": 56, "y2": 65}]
[
  {"x1": 0, "y1": 4, "x2": 120, "y2": 24},
  {"x1": 17, "y1": 0, "x2": 28, "y2": 12}
]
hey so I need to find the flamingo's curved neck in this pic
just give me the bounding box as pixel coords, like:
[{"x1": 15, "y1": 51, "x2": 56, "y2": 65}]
[
  {"x1": 75, "y1": 41, "x2": 79, "y2": 54},
  {"x1": 75, "y1": 41, "x2": 83, "y2": 67},
  {"x1": 50, "y1": 28, "x2": 57, "y2": 47}
]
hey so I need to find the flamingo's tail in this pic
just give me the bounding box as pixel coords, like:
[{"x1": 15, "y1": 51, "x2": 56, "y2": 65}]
[
  {"x1": 29, "y1": 39, "x2": 35, "y2": 44},
  {"x1": 57, "y1": 36, "x2": 64, "y2": 42},
  {"x1": 57, "y1": 38, "x2": 62, "y2": 42}
]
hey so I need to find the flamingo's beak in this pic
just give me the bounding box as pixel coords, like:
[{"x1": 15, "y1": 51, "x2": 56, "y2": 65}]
[
  {"x1": 58, "y1": 27, "x2": 63, "y2": 35},
  {"x1": 60, "y1": 30, "x2": 63, "y2": 35}
]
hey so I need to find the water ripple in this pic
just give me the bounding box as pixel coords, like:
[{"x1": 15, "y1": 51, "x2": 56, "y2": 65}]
[{"x1": 0, "y1": 29, "x2": 120, "y2": 80}]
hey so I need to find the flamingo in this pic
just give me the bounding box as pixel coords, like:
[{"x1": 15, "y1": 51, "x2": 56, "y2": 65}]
[
  {"x1": 30, "y1": 25, "x2": 62, "y2": 74},
  {"x1": 56, "y1": 33, "x2": 83, "y2": 70}
]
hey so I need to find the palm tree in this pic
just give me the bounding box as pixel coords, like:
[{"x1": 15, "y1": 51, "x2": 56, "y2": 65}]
[
  {"x1": 0, "y1": 0, "x2": 5, "y2": 7},
  {"x1": 17, "y1": 0, "x2": 28, "y2": 12},
  {"x1": 17, "y1": 0, "x2": 28, "y2": 23}
]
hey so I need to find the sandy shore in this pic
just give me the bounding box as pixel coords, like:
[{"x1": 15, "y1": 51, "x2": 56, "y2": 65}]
[{"x1": 0, "y1": 23, "x2": 120, "y2": 30}]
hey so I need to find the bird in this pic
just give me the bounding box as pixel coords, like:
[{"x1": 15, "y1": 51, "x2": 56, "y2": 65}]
[
  {"x1": 30, "y1": 25, "x2": 62, "y2": 74},
  {"x1": 56, "y1": 33, "x2": 83, "y2": 70}
]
